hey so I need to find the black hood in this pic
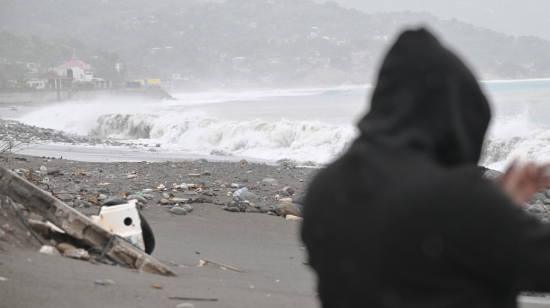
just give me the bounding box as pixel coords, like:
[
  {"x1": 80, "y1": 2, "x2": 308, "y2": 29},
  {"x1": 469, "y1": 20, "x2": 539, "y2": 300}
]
[{"x1": 358, "y1": 28, "x2": 491, "y2": 165}]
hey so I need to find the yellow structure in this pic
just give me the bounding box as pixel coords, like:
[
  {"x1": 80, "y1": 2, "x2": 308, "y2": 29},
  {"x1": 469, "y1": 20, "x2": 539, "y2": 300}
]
[{"x1": 134, "y1": 79, "x2": 162, "y2": 86}]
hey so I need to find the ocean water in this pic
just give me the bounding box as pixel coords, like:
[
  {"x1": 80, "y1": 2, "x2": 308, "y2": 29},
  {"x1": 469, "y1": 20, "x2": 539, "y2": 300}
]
[{"x1": 14, "y1": 79, "x2": 550, "y2": 169}]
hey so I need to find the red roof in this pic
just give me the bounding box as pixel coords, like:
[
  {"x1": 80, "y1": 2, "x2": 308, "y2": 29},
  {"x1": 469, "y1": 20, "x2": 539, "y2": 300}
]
[{"x1": 57, "y1": 53, "x2": 92, "y2": 70}]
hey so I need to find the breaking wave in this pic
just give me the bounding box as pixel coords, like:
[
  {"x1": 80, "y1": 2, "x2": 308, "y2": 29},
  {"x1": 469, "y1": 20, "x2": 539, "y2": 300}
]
[
  {"x1": 89, "y1": 113, "x2": 358, "y2": 164},
  {"x1": 480, "y1": 109, "x2": 550, "y2": 171}
]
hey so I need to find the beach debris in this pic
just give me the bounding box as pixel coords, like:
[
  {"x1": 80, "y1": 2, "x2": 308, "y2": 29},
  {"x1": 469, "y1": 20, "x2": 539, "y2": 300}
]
[
  {"x1": 188, "y1": 174, "x2": 201, "y2": 178},
  {"x1": 126, "y1": 174, "x2": 138, "y2": 179},
  {"x1": 175, "y1": 303, "x2": 195, "y2": 308},
  {"x1": 174, "y1": 183, "x2": 188, "y2": 190},
  {"x1": 169, "y1": 297, "x2": 218, "y2": 302},
  {"x1": 0, "y1": 277, "x2": 8, "y2": 282},
  {"x1": 233, "y1": 187, "x2": 248, "y2": 197},
  {"x1": 151, "y1": 284, "x2": 163, "y2": 289},
  {"x1": 169, "y1": 207, "x2": 187, "y2": 215},
  {"x1": 39, "y1": 245, "x2": 61, "y2": 257},
  {"x1": 56, "y1": 243, "x2": 76, "y2": 253},
  {"x1": 261, "y1": 178, "x2": 279, "y2": 186},
  {"x1": 157, "y1": 184, "x2": 166, "y2": 191},
  {"x1": 64, "y1": 248, "x2": 91, "y2": 260},
  {"x1": 199, "y1": 259, "x2": 243, "y2": 273},
  {"x1": 142, "y1": 194, "x2": 155, "y2": 200},
  {"x1": 193, "y1": 158, "x2": 208, "y2": 163},
  {"x1": 0, "y1": 166, "x2": 176, "y2": 276},
  {"x1": 275, "y1": 202, "x2": 302, "y2": 217}
]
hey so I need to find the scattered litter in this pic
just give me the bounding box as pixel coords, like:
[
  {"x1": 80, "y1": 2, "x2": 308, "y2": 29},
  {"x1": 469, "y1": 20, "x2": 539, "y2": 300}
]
[
  {"x1": 0, "y1": 277, "x2": 8, "y2": 282},
  {"x1": 151, "y1": 284, "x2": 163, "y2": 289},
  {"x1": 63, "y1": 248, "x2": 91, "y2": 260},
  {"x1": 199, "y1": 259, "x2": 243, "y2": 273},
  {"x1": 39, "y1": 245, "x2": 61, "y2": 257}
]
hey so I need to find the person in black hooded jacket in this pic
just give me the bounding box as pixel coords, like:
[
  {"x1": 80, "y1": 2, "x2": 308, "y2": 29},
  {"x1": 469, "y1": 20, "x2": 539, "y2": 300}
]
[{"x1": 301, "y1": 28, "x2": 550, "y2": 308}]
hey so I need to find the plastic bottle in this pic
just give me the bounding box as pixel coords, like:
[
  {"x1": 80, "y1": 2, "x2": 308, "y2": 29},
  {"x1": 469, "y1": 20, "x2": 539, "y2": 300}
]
[{"x1": 233, "y1": 187, "x2": 249, "y2": 197}]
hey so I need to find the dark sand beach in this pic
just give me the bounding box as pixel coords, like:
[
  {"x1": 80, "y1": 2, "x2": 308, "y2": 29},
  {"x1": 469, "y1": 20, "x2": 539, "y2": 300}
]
[{"x1": 0, "y1": 154, "x2": 318, "y2": 308}]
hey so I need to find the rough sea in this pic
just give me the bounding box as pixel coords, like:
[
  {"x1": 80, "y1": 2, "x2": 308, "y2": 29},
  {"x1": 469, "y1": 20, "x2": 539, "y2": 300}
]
[{"x1": 13, "y1": 79, "x2": 550, "y2": 170}]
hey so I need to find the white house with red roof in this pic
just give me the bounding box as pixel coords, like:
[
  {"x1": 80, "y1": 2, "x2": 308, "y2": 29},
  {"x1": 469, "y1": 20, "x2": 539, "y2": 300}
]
[{"x1": 55, "y1": 52, "x2": 93, "y2": 82}]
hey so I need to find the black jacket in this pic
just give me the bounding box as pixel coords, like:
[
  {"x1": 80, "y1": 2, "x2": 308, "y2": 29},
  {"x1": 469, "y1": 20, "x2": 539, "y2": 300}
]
[{"x1": 301, "y1": 29, "x2": 550, "y2": 308}]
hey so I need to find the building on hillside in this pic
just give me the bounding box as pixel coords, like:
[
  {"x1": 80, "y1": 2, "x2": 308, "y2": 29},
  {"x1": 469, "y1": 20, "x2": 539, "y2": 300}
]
[
  {"x1": 26, "y1": 78, "x2": 45, "y2": 90},
  {"x1": 35, "y1": 71, "x2": 67, "y2": 90},
  {"x1": 55, "y1": 52, "x2": 93, "y2": 82}
]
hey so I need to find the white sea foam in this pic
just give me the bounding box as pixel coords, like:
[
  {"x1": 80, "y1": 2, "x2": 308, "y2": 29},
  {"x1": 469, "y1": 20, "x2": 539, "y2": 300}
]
[
  {"x1": 92, "y1": 112, "x2": 358, "y2": 164},
  {"x1": 17, "y1": 81, "x2": 550, "y2": 166}
]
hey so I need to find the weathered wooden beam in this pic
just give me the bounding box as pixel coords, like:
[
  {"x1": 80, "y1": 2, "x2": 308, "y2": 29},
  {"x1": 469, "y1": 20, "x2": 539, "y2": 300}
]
[{"x1": 0, "y1": 166, "x2": 176, "y2": 276}]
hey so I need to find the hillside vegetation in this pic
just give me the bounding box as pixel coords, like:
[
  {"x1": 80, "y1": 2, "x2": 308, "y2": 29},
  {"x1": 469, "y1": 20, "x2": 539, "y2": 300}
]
[{"x1": 1, "y1": 0, "x2": 549, "y2": 88}]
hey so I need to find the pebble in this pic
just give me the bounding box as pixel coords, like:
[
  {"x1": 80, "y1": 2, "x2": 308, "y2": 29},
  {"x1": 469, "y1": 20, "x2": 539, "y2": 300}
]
[
  {"x1": 97, "y1": 194, "x2": 108, "y2": 201},
  {"x1": 282, "y1": 186, "x2": 295, "y2": 195},
  {"x1": 279, "y1": 198, "x2": 293, "y2": 203},
  {"x1": 202, "y1": 171, "x2": 212, "y2": 176},
  {"x1": 226, "y1": 207, "x2": 241, "y2": 213},
  {"x1": 0, "y1": 277, "x2": 7, "y2": 282},
  {"x1": 529, "y1": 193, "x2": 547, "y2": 204},
  {"x1": 262, "y1": 178, "x2": 279, "y2": 186},
  {"x1": 188, "y1": 174, "x2": 201, "y2": 178},
  {"x1": 160, "y1": 199, "x2": 170, "y2": 205},
  {"x1": 182, "y1": 204, "x2": 194, "y2": 213},
  {"x1": 193, "y1": 158, "x2": 208, "y2": 163},
  {"x1": 127, "y1": 174, "x2": 138, "y2": 179},
  {"x1": 176, "y1": 303, "x2": 195, "y2": 308},
  {"x1": 127, "y1": 195, "x2": 148, "y2": 204},
  {"x1": 169, "y1": 207, "x2": 187, "y2": 215},
  {"x1": 528, "y1": 204, "x2": 546, "y2": 214},
  {"x1": 275, "y1": 202, "x2": 302, "y2": 217}
]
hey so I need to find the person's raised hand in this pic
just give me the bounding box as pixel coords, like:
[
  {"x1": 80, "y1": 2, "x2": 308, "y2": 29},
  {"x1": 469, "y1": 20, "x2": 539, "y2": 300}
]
[{"x1": 497, "y1": 160, "x2": 550, "y2": 206}]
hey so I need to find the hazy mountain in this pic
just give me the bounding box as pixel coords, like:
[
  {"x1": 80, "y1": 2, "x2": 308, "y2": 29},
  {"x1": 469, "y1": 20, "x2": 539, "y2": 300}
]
[
  {"x1": 314, "y1": 0, "x2": 550, "y2": 40},
  {"x1": 1, "y1": 0, "x2": 549, "y2": 87}
]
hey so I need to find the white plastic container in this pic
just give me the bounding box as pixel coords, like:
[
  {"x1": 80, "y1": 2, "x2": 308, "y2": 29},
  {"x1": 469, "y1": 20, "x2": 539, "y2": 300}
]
[{"x1": 90, "y1": 199, "x2": 145, "y2": 251}]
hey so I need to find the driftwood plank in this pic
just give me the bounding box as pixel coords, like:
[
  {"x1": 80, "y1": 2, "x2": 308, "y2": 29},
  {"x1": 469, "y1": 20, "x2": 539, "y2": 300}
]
[{"x1": 0, "y1": 166, "x2": 176, "y2": 276}]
